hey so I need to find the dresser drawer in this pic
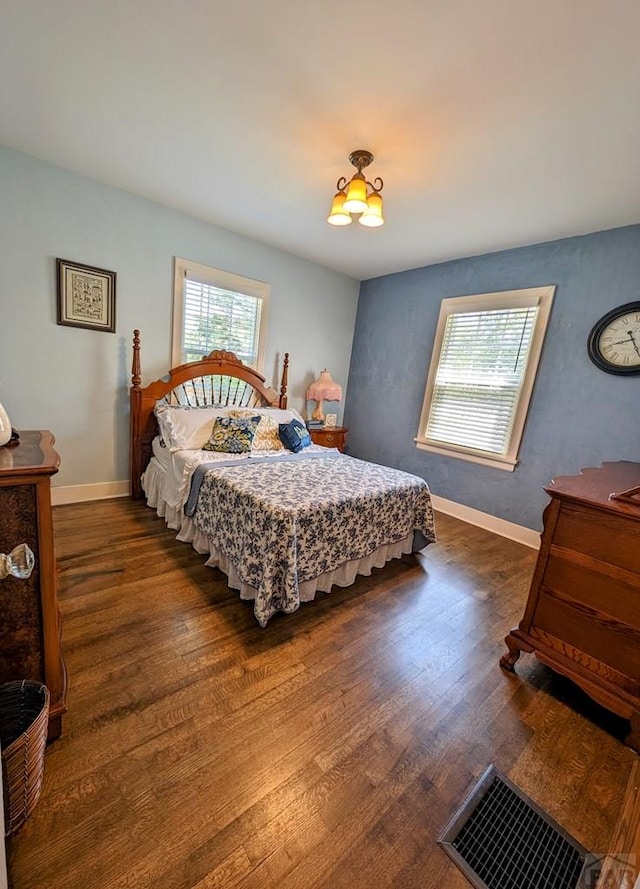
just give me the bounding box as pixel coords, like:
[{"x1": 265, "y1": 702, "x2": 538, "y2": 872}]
[
  {"x1": 0, "y1": 485, "x2": 44, "y2": 682},
  {"x1": 542, "y1": 553, "x2": 640, "y2": 629},
  {"x1": 553, "y1": 502, "x2": 640, "y2": 575},
  {"x1": 534, "y1": 586, "x2": 640, "y2": 681}
]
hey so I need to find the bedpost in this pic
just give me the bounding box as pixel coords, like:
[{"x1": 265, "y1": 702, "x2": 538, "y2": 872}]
[
  {"x1": 130, "y1": 329, "x2": 143, "y2": 498},
  {"x1": 279, "y1": 352, "x2": 289, "y2": 409},
  {"x1": 132, "y1": 328, "x2": 141, "y2": 389}
]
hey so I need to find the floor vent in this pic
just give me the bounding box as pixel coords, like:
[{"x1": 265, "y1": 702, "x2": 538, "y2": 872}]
[{"x1": 439, "y1": 766, "x2": 598, "y2": 889}]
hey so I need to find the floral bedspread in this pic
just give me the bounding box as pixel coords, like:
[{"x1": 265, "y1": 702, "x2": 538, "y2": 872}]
[{"x1": 191, "y1": 452, "x2": 436, "y2": 626}]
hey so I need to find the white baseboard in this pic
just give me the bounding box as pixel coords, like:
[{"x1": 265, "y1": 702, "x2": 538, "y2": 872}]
[
  {"x1": 51, "y1": 480, "x2": 129, "y2": 506},
  {"x1": 430, "y1": 494, "x2": 541, "y2": 550},
  {"x1": 50, "y1": 481, "x2": 540, "y2": 549}
]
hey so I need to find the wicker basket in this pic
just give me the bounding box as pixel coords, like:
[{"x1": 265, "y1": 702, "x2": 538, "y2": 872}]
[{"x1": 0, "y1": 680, "x2": 50, "y2": 836}]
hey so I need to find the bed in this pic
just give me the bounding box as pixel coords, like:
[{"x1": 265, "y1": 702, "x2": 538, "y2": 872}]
[{"x1": 130, "y1": 330, "x2": 436, "y2": 625}]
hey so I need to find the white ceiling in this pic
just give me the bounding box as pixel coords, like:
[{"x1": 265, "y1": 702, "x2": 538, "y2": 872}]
[{"x1": 2, "y1": 1, "x2": 640, "y2": 280}]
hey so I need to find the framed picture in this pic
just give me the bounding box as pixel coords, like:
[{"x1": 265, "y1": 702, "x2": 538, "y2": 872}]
[
  {"x1": 325, "y1": 413, "x2": 337, "y2": 427},
  {"x1": 56, "y1": 258, "x2": 116, "y2": 333}
]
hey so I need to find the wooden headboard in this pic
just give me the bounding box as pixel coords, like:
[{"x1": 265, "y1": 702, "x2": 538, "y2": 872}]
[{"x1": 129, "y1": 329, "x2": 289, "y2": 498}]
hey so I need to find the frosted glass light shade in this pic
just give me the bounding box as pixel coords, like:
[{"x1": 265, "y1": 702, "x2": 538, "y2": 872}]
[
  {"x1": 327, "y1": 191, "x2": 353, "y2": 226},
  {"x1": 359, "y1": 192, "x2": 384, "y2": 227},
  {"x1": 343, "y1": 174, "x2": 368, "y2": 213}
]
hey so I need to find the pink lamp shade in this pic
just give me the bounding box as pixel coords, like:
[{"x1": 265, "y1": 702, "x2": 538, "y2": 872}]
[
  {"x1": 306, "y1": 370, "x2": 342, "y2": 402},
  {"x1": 306, "y1": 370, "x2": 342, "y2": 422}
]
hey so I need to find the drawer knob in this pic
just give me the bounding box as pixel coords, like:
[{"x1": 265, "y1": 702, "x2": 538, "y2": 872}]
[{"x1": 0, "y1": 543, "x2": 35, "y2": 581}]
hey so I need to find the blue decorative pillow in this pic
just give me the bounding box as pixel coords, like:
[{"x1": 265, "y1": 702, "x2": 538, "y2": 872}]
[
  {"x1": 203, "y1": 416, "x2": 260, "y2": 453},
  {"x1": 278, "y1": 419, "x2": 311, "y2": 453}
]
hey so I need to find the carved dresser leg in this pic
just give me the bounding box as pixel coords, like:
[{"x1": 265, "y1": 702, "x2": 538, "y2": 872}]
[{"x1": 499, "y1": 631, "x2": 533, "y2": 672}]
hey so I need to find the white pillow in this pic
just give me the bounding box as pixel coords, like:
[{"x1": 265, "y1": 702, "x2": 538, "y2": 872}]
[
  {"x1": 240, "y1": 406, "x2": 305, "y2": 425},
  {"x1": 154, "y1": 404, "x2": 234, "y2": 451}
]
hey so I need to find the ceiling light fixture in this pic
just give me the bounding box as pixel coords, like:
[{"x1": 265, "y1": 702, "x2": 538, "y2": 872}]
[{"x1": 327, "y1": 150, "x2": 384, "y2": 228}]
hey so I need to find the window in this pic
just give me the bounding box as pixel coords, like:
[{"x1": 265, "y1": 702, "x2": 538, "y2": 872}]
[
  {"x1": 416, "y1": 286, "x2": 555, "y2": 471},
  {"x1": 172, "y1": 258, "x2": 269, "y2": 370}
]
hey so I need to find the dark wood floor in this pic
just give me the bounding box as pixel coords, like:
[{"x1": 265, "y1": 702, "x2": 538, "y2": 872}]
[{"x1": 7, "y1": 500, "x2": 638, "y2": 888}]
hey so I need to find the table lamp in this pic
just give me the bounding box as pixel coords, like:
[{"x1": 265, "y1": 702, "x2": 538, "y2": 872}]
[{"x1": 306, "y1": 370, "x2": 342, "y2": 424}]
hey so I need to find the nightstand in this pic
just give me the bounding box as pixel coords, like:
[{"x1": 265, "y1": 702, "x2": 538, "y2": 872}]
[{"x1": 308, "y1": 426, "x2": 348, "y2": 453}]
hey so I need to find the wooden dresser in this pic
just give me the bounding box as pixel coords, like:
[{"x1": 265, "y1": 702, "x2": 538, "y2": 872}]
[
  {"x1": 501, "y1": 461, "x2": 640, "y2": 751},
  {"x1": 0, "y1": 431, "x2": 67, "y2": 739}
]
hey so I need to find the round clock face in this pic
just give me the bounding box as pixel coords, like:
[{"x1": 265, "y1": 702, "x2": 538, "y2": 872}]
[{"x1": 588, "y1": 301, "x2": 640, "y2": 375}]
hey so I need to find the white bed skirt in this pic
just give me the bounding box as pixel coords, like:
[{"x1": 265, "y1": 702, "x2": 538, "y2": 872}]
[{"x1": 143, "y1": 457, "x2": 416, "y2": 607}]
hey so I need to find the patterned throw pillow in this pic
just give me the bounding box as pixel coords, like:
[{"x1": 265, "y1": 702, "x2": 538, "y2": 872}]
[
  {"x1": 278, "y1": 419, "x2": 311, "y2": 453},
  {"x1": 203, "y1": 416, "x2": 261, "y2": 453},
  {"x1": 229, "y1": 409, "x2": 284, "y2": 451}
]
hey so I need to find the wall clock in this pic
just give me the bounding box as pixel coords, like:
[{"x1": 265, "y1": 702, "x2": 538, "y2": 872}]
[{"x1": 587, "y1": 301, "x2": 640, "y2": 375}]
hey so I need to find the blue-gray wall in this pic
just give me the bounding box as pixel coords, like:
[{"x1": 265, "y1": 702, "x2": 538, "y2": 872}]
[
  {"x1": 345, "y1": 225, "x2": 640, "y2": 530},
  {"x1": 0, "y1": 147, "x2": 359, "y2": 489}
]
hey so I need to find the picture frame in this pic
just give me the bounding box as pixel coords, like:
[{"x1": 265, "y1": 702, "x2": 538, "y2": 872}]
[
  {"x1": 56, "y1": 258, "x2": 116, "y2": 333},
  {"x1": 325, "y1": 413, "x2": 337, "y2": 427}
]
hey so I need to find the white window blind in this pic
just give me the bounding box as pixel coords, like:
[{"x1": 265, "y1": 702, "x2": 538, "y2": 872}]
[
  {"x1": 416, "y1": 287, "x2": 554, "y2": 471},
  {"x1": 427, "y1": 306, "x2": 537, "y2": 454},
  {"x1": 183, "y1": 279, "x2": 261, "y2": 365},
  {"x1": 172, "y1": 258, "x2": 269, "y2": 370}
]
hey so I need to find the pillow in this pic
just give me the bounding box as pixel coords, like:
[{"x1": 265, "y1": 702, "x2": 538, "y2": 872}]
[
  {"x1": 202, "y1": 416, "x2": 261, "y2": 453},
  {"x1": 229, "y1": 406, "x2": 305, "y2": 426},
  {"x1": 279, "y1": 419, "x2": 312, "y2": 453},
  {"x1": 247, "y1": 406, "x2": 306, "y2": 425},
  {"x1": 229, "y1": 409, "x2": 284, "y2": 451},
  {"x1": 154, "y1": 404, "x2": 232, "y2": 451}
]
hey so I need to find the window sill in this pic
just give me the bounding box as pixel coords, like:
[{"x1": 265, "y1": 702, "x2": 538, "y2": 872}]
[{"x1": 414, "y1": 438, "x2": 517, "y2": 472}]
